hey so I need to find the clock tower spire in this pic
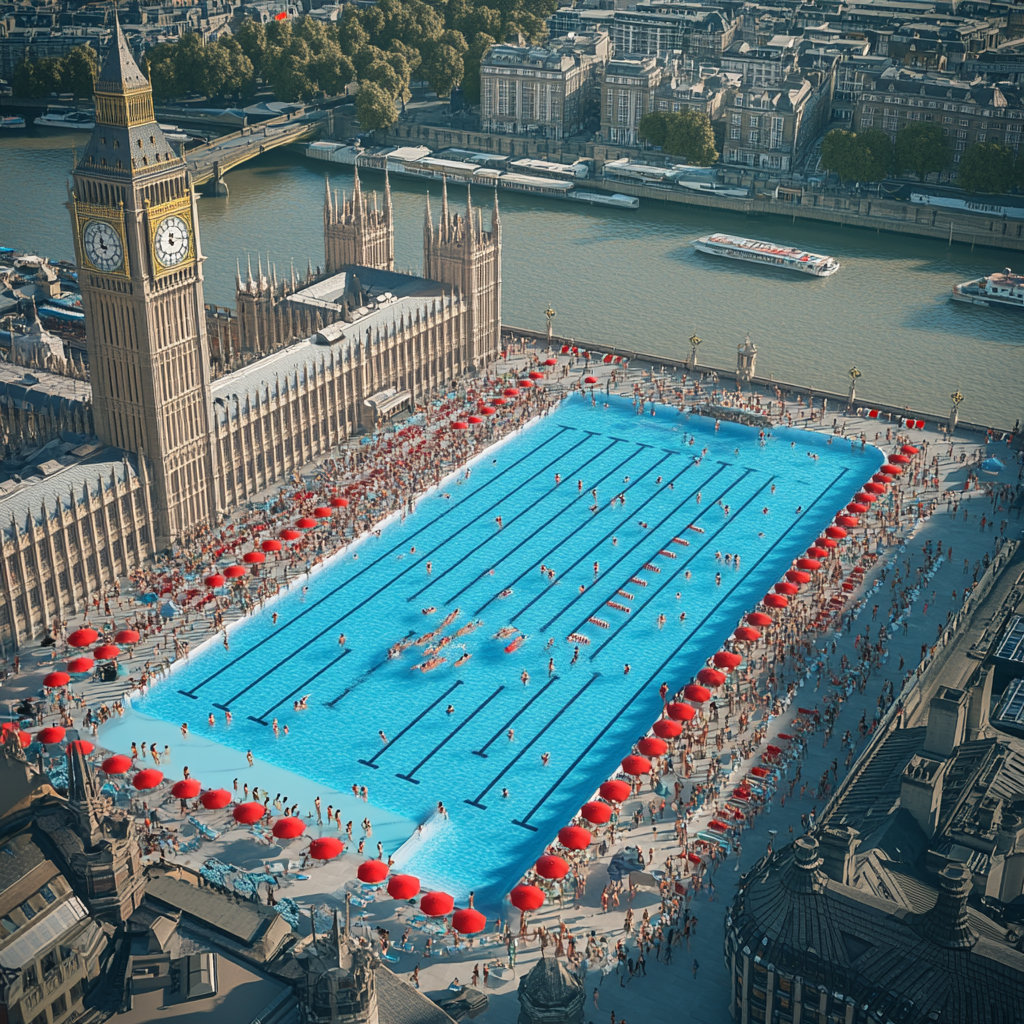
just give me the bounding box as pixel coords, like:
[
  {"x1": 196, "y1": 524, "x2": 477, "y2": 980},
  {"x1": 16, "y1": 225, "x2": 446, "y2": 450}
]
[{"x1": 68, "y1": 15, "x2": 217, "y2": 549}]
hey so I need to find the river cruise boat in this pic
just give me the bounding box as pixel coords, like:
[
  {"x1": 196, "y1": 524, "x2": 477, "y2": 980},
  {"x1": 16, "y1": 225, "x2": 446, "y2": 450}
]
[
  {"x1": 693, "y1": 234, "x2": 840, "y2": 276},
  {"x1": 34, "y1": 108, "x2": 95, "y2": 130},
  {"x1": 0, "y1": 116, "x2": 26, "y2": 129},
  {"x1": 951, "y1": 269, "x2": 1023, "y2": 309}
]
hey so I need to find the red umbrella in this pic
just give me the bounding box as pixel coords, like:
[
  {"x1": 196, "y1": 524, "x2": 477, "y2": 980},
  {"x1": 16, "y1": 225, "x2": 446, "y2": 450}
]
[
  {"x1": 133, "y1": 769, "x2": 164, "y2": 790},
  {"x1": 223, "y1": 566, "x2": 245, "y2": 580},
  {"x1": 310, "y1": 837, "x2": 344, "y2": 860},
  {"x1": 262, "y1": 539, "x2": 283, "y2": 552},
  {"x1": 67, "y1": 657, "x2": 94, "y2": 674},
  {"x1": 330, "y1": 497, "x2": 350, "y2": 508},
  {"x1": 534, "y1": 855, "x2": 569, "y2": 880},
  {"x1": 785, "y1": 570, "x2": 810, "y2": 585},
  {"x1": 481, "y1": 406, "x2": 496, "y2": 415},
  {"x1": 683, "y1": 684, "x2": 711, "y2": 703},
  {"x1": 750, "y1": 766, "x2": 769, "y2": 778},
  {"x1": 280, "y1": 529, "x2": 302, "y2": 540},
  {"x1": 519, "y1": 379, "x2": 535, "y2": 388},
  {"x1": 880, "y1": 464, "x2": 901, "y2": 476},
  {"x1": 313, "y1": 507, "x2": 333, "y2": 519},
  {"x1": 468, "y1": 415, "x2": 483, "y2": 424},
  {"x1": 503, "y1": 388, "x2": 520, "y2": 397},
  {"x1": 637, "y1": 736, "x2": 668, "y2": 757},
  {"x1": 599, "y1": 779, "x2": 631, "y2": 802},
  {"x1": 871, "y1": 473, "x2": 890, "y2": 484},
  {"x1": 734, "y1": 626, "x2": 761, "y2": 642},
  {"x1": 205, "y1": 573, "x2": 226, "y2": 588},
  {"x1": 774, "y1": 582, "x2": 798, "y2": 595},
  {"x1": 529, "y1": 371, "x2": 544, "y2": 380},
  {"x1": 453, "y1": 908, "x2": 487, "y2": 934},
  {"x1": 854, "y1": 493, "x2": 876, "y2": 504},
  {"x1": 697, "y1": 667, "x2": 726, "y2": 686},
  {"x1": 890, "y1": 453, "x2": 910, "y2": 465},
  {"x1": 544, "y1": 358, "x2": 557, "y2": 367},
  {"x1": 766, "y1": 744, "x2": 782, "y2": 756},
  {"x1": 901, "y1": 444, "x2": 919, "y2": 455},
  {"x1": 836, "y1": 516, "x2": 858, "y2": 528},
  {"x1": 357, "y1": 860, "x2": 389, "y2": 884},
  {"x1": 421, "y1": 891, "x2": 455, "y2": 916},
  {"x1": 296, "y1": 517, "x2": 317, "y2": 529},
  {"x1": 232, "y1": 801, "x2": 266, "y2": 824},
  {"x1": 171, "y1": 779, "x2": 201, "y2": 799},
  {"x1": 621, "y1": 754, "x2": 652, "y2": 775},
  {"x1": 825, "y1": 525, "x2": 847, "y2": 539},
  {"x1": 581, "y1": 801, "x2": 612, "y2": 824},
  {"x1": 201, "y1": 788, "x2": 232, "y2": 809},
  {"x1": 94, "y1": 643, "x2": 120, "y2": 660},
  {"x1": 243, "y1": 551, "x2": 266, "y2": 564},
  {"x1": 272, "y1": 817, "x2": 306, "y2": 839},
  {"x1": 847, "y1": 503, "x2": 869, "y2": 514},
  {"x1": 764, "y1": 593, "x2": 788, "y2": 608},
  {"x1": 806, "y1": 547, "x2": 828, "y2": 558},
  {"x1": 510, "y1": 884, "x2": 545, "y2": 912},
  {"x1": 67, "y1": 627, "x2": 98, "y2": 648},
  {"x1": 37, "y1": 726, "x2": 66, "y2": 745},
  {"x1": 66, "y1": 739, "x2": 94, "y2": 755},
  {"x1": 101, "y1": 754, "x2": 131, "y2": 775},
  {"x1": 652, "y1": 719, "x2": 682, "y2": 739},
  {"x1": 713, "y1": 651, "x2": 742, "y2": 669},
  {"x1": 796, "y1": 558, "x2": 821, "y2": 571},
  {"x1": 115, "y1": 629, "x2": 140, "y2": 644},
  {"x1": 666, "y1": 701, "x2": 696, "y2": 722},
  {"x1": 746, "y1": 612, "x2": 772, "y2": 627},
  {"x1": 387, "y1": 874, "x2": 420, "y2": 900},
  {"x1": 584, "y1": 376, "x2": 598, "y2": 384},
  {"x1": 816, "y1": 536, "x2": 838, "y2": 548},
  {"x1": 492, "y1": 397, "x2": 507, "y2": 405},
  {"x1": 44, "y1": 671, "x2": 70, "y2": 688},
  {"x1": 558, "y1": 826, "x2": 592, "y2": 850},
  {"x1": 864, "y1": 482, "x2": 885, "y2": 494},
  {"x1": 453, "y1": 421, "x2": 469, "y2": 430}
]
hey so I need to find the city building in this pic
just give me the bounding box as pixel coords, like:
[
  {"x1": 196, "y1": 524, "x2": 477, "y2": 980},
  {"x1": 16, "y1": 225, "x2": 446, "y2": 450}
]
[
  {"x1": 654, "y1": 66, "x2": 740, "y2": 120},
  {"x1": 829, "y1": 53, "x2": 894, "y2": 121},
  {"x1": 609, "y1": 1, "x2": 744, "y2": 64},
  {"x1": 600, "y1": 56, "x2": 664, "y2": 145},
  {"x1": 720, "y1": 36, "x2": 800, "y2": 88}
]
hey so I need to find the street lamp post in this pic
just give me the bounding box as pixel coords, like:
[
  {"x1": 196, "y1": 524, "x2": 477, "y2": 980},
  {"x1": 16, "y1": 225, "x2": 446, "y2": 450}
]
[
  {"x1": 846, "y1": 366, "x2": 861, "y2": 408},
  {"x1": 545, "y1": 305, "x2": 556, "y2": 345},
  {"x1": 689, "y1": 333, "x2": 702, "y2": 372},
  {"x1": 949, "y1": 389, "x2": 964, "y2": 434}
]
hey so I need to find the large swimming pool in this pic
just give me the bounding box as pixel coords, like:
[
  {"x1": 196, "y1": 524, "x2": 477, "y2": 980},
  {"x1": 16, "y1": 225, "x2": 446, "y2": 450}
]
[{"x1": 123, "y1": 394, "x2": 882, "y2": 907}]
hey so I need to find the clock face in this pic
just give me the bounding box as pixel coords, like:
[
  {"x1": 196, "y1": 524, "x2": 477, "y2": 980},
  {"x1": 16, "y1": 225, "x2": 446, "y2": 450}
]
[
  {"x1": 153, "y1": 214, "x2": 191, "y2": 268},
  {"x1": 83, "y1": 220, "x2": 124, "y2": 272}
]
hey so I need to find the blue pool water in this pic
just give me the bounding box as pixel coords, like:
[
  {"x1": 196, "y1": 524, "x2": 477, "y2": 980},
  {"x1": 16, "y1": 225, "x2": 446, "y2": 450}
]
[{"x1": 130, "y1": 395, "x2": 882, "y2": 907}]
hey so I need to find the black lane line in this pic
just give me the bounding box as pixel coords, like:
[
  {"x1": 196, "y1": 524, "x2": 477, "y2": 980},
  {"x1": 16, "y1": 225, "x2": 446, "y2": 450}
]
[
  {"x1": 522, "y1": 460, "x2": 725, "y2": 630},
  {"x1": 464, "y1": 673, "x2": 598, "y2": 810},
  {"x1": 358, "y1": 681, "x2": 463, "y2": 769},
  {"x1": 406, "y1": 436, "x2": 623, "y2": 601},
  {"x1": 468, "y1": 450, "x2": 694, "y2": 620},
  {"x1": 323, "y1": 630, "x2": 416, "y2": 707},
  {"x1": 396, "y1": 685, "x2": 504, "y2": 784},
  {"x1": 472, "y1": 678, "x2": 557, "y2": 757},
  {"x1": 212, "y1": 647, "x2": 351, "y2": 713},
  {"x1": 248, "y1": 648, "x2": 352, "y2": 724},
  {"x1": 511, "y1": 468, "x2": 849, "y2": 829},
  {"x1": 550, "y1": 464, "x2": 741, "y2": 636},
  {"x1": 442, "y1": 443, "x2": 648, "y2": 607},
  {"x1": 178, "y1": 427, "x2": 570, "y2": 698},
  {"x1": 587, "y1": 474, "x2": 775, "y2": 657}
]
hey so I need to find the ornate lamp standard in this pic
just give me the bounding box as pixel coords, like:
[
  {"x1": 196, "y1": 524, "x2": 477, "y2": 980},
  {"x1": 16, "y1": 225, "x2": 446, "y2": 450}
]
[
  {"x1": 949, "y1": 389, "x2": 964, "y2": 433},
  {"x1": 545, "y1": 304, "x2": 556, "y2": 344},
  {"x1": 689, "y1": 333, "x2": 702, "y2": 372},
  {"x1": 846, "y1": 365, "x2": 862, "y2": 407}
]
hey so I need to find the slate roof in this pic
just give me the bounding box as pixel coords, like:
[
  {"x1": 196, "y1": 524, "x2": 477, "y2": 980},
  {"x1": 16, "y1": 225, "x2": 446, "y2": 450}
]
[
  {"x1": 0, "y1": 364, "x2": 91, "y2": 416},
  {"x1": 95, "y1": 16, "x2": 150, "y2": 92},
  {"x1": 375, "y1": 965, "x2": 457, "y2": 1024}
]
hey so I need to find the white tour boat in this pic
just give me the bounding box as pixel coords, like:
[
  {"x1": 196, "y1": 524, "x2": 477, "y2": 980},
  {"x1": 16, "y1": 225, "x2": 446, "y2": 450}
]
[
  {"x1": 34, "y1": 108, "x2": 95, "y2": 130},
  {"x1": 951, "y1": 268, "x2": 1023, "y2": 309},
  {"x1": 693, "y1": 234, "x2": 840, "y2": 276}
]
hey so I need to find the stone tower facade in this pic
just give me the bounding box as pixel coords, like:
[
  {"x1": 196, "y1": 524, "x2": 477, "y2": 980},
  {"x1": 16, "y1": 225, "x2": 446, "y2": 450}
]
[
  {"x1": 423, "y1": 179, "x2": 502, "y2": 370},
  {"x1": 235, "y1": 255, "x2": 322, "y2": 360},
  {"x1": 67, "y1": 17, "x2": 217, "y2": 549},
  {"x1": 298, "y1": 910, "x2": 380, "y2": 1024},
  {"x1": 324, "y1": 168, "x2": 394, "y2": 274}
]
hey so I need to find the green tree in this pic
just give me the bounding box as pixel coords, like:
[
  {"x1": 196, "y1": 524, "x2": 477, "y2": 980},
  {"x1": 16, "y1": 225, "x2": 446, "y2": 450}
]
[
  {"x1": 956, "y1": 142, "x2": 1014, "y2": 195},
  {"x1": 1015, "y1": 155, "x2": 1024, "y2": 191},
  {"x1": 236, "y1": 18, "x2": 268, "y2": 75},
  {"x1": 62, "y1": 45, "x2": 98, "y2": 99},
  {"x1": 893, "y1": 122, "x2": 950, "y2": 181},
  {"x1": 820, "y1": 128, "x2": 891, "y2": 182},
  {"x1": 651, "y1": 110, "x2": 717, "y2": 165},
  {"x1": 421, "y1": 42, "x2": 464, "y2": 97},
  {"x1": 460, "y1": 32, "x2": 494, "y2": 105},
  {"x1": 820, "y1": 128, "x2": 857, "y2": 180},
  {"x1": 855, "y1": 128, "x2": 893, "y2": 182},
  {"x1": 11, "y1": 57, "x2": 38, "y2": 98},
  {"x1": 637, "y1": 111, "x2": 668, "y2": 149},
  {"x1": 356, "y1": 79, "x2": 399, "y2": 132}
]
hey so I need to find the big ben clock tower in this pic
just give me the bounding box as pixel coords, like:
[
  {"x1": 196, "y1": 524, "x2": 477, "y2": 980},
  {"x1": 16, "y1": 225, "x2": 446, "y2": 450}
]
[{"x1": 69, "y1": 17, "x2": 217, "y2": 549}]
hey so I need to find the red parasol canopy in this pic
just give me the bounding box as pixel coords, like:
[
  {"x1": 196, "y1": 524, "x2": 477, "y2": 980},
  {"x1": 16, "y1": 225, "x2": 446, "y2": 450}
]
[
  {"x1": 890, "y1": 453, "x2": 910, "y2": 464},
  {"x1": 816, "y1": 536, "x2": 838, "y2": 548},
  {"x1": 599, "y1": 779, "x2": 631, "y2": 802},
  {"x1": 101, "y1": 754, "x2": 131, "y2": 774},
  {"x1": 310, "y1": 837, "x2": 344, "y2": 861},
  {"x1": 652, "y1": 718, "x2": 682, "y2": 739},
  {"x1": 420, "y1": 891, "x2": 455, "y2": 916},
  {"x1": 529, "y1": 371, "x2": 544, "y2": 380},
  {"x1": 387, "y1": 874, "x2": 420, "y2": 900},
  {"x1": 534, "y1": 855, "x2": 569, "y2": 880},
  {"x1": 901, "y1": 444, "x2": 919, "y2": 455},
  {"x1": 224, "y1": 566, "x2": 246, "y2": 579},
  {"x1": 313, "y1": 507, "x2": 333, "y2": 519},
  {"x1": 37, "y1": 726, "x2": 66, "y2": 745},
  {"x1": 280, "y1": 529, "x2": 302, "y2": 540},
  {"x1": 558, "y1": 826, "x2": 592, "y2": 850},
  {"x1": 205, "y1": 573, "x2": 226, "y2": 588},
  {"x1": 262, "y1": 539, "x2": 283, "y2": 552},
  {"x1": 510, "y1": 884, "x2": 545, "y2": 912},
  {"x1": 620, "y1": 754, "x2": 652, "y2": 775},
  {"x1": 734, "y1": 626, "x2": 761, "y2": 642},
  {"x1": 836, "y1": 516, "x2": 858, "y2": 528},
  {"x1": 864, "y1": 481, "x2": 885, "y2": 494},
  {"x1": 453, "y1": 908, "x2": 487, "y2": 934},
  {"x1": 637, "y1": 736, "x2": 668, "y2": 757},
  {"x1": 453, "y1": 421, "x2": 469, "y2": 430},
  {"x1": 750, "y1": 766, "x2": 769, "y2": 778},
  {"x1": 94, "y1": 643, "x2": 120, "y2": 660},
  {"x1": 518, "y1": 379, "x2": 534, "y2": 388},
  {"x1": 774, "y1": 582, "x2": 798, "y2": 595},
  {"x1": 847, "y1": 502, "x2": 869, "y2": 514},
  {"x1": 67, "y1": 657, "x2": 94, "y2": 674},
  {"x1": 66, "y1": 739, "x2": 94, "y2": 755},
  {"x1": 581, "y1": 800, "x2": 612, "y2": 824},
  {"x1": 330, "y1": 497, "x2": 350, "y2": 508},
  {"x1": 713, "y1": 651, "x2": 742, "y2": 669},
  {"x1": 806, "y1": 546, "x2": 828, "y2": 558},
  {"x1": 764, "y1": 593, "x2": 788, "y2": 608},
  {"x1": 468, "y1": 416, "x2": 483, "y2": 424},
  {"x1": 584, "y1": 376, "x2": 598, "y2": 384},
  {"x1": 786, "y1": 570, "x2": 810, "y2": 585},
  {"x1": 493, "y1": 397, "x2": 507, "y2": 405},
  {"x1": 171, "y1": 779, "x2": 201, "y2": 799},
  {"x1": 481, "y1": 406, "x2": 496, "y2": 415},
  {"x1": 825, "y1": 525, "x2": 847, "y2": 539},
  {"x1": 796, "y1": 558, "x2": 821, "y2": 571},
  {"x1": 115, "y1": 629, "x2": 140, "y2": 644},
  {"x1": 666, "y1": 701, "x2": 696, "y2": 721},
  {"x1": 503, "y1": 388, "x2": 520, "y2": 397},
  {"x1": 697, "y1": 667, "x2": 726, "y2": 686},
  {"x1": 544, "y1": 358, "x2": 557, "y2": 366},
  {"x1": 357, "y1": 860, "x2": 389, "y2": 884},
  {"x1": 296, "y1": 517, "x2": 317, "y2": 529},
  {"x1": 272, "y1": 817, "x2": 306, "y2": 839},
  {"x1": 243, "y1": 551, "x2": 266, "y2": 565},
  {"x1": 683, "y1": 684, "x2": 711, "y2": 703},
  {"x1": 133, "y1": 769, "x2": 164, "y2": 790},
  {"x1": 766, "y1": 744, "x2": 782, "y2": 756},
  {"x1": 200, "y1": 788, "x2": 232, "y2": 810},
  {"x1": 854, "y1": 492, "x2": 877, "y2": 504},
  {"x1": 67, "y1": 627, "x2": 98, "y2": 648},
  {"x1": 232, "y1": 802, "x2": 266, "y2": 824},
  {"x1": 746, "y1": 612, "x2": 772, "y2": 627},
  {"x1": 44, "y1": 671, "x2": 71, "y2": 688},
  {"x1": 880, "y1": 464, "x2": 901, "y2": 476}
]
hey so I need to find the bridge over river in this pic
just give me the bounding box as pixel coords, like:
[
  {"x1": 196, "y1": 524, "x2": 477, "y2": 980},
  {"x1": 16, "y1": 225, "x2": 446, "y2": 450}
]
[{"x1": 185, "y1": 109, "x2": 325, "y2": 194}]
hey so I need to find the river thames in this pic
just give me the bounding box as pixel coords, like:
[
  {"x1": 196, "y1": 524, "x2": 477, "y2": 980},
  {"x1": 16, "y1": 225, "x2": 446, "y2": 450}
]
[{"x1": 2, "y1": 129, "x2": 1021, "y2": 427}]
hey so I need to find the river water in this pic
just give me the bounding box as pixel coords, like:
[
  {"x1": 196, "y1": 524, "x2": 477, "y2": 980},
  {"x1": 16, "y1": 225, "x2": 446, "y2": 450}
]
[{"x1": 2, "y1": 129, "x2": 1021, "y2": 427}]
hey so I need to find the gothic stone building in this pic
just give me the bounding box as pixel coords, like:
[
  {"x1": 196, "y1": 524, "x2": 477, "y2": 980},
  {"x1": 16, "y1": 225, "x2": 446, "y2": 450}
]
[{"x1": 0, "y1": 17, "x2": 502, "y2": 650}]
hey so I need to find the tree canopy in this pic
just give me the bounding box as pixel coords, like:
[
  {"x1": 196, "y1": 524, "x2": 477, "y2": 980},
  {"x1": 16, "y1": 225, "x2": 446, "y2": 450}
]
[
  {"x1": 637, "y1": 110, "x2": 718, "y2": 166},
  {"x1": 893, "y1": 122, "x2": 950, "y2": 181},
  {"x1": 819, "y1": 128, "x2": 892, "y2": 183},
  {"x1": 956, "y1": 142, "x2": 1014, "y2": 195},
  {"x1": 356, "y1": 80, "x2": 400, "y2": 133},
  {"x1": 12, "y1": 44, "x2": 97, "y2": 99}
]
